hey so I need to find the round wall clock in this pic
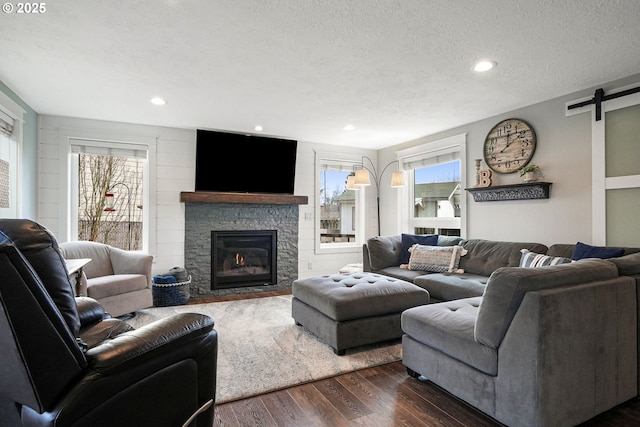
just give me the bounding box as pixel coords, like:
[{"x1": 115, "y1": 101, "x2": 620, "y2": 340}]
[{"x1": 483, "y1": 118, "x2": 537, "y2": 174}]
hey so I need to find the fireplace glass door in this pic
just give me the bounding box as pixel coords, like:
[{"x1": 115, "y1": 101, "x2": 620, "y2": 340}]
[{"x1": 211, "y1": 230, "x2": 277, "y2": 289}]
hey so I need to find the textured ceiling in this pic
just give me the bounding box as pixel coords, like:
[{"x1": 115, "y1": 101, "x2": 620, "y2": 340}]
[{"x1": 1, "y1": 0, "x2": 640, "y2": 149}]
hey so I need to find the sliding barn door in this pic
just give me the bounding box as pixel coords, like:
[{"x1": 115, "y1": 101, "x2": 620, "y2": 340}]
[{"x1": 593, "y1": 91, "x2": 640, "y2": 246}]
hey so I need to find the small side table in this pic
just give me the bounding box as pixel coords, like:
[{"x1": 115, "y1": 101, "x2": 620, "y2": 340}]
[{"x1": 65, "y1": 258, "x2": 91, "y2": 296}]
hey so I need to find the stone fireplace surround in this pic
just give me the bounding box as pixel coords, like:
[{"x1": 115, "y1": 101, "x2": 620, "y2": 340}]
[{"x1": 181, "y1": 192, "x2": 308, "y2": 297}]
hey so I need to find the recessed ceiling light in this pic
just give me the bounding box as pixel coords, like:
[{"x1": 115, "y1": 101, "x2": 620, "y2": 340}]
[
  {"x1": 343, "y1": 124, "x2": 355, "y2": 131},
  {"x1": 150, "y1": 97, "x2": 167, "y2": 105},
  {"x1": 254, "y1": 125, "x2": 263, "y2": 131},
  {"x1": 473, "y1": 60, "x2": 496, "y2": 72}
]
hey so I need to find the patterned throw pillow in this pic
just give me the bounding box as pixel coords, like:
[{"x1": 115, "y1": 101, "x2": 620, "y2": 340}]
[
  {"x1": 519, "y1": 249, "x2": 572, "y2": 268},
  {"x1": 407, "y1": 244, "x2": 467, "y2": 273}
]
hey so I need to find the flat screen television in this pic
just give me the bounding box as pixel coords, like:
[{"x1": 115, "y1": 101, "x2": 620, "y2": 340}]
[{"x1": 195, "y1": 129, "x2": 298, "y2": 194}]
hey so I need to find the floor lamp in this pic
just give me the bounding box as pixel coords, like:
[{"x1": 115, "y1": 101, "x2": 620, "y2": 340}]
[
  {"x1": 347, "y1": 156, "x2": 405, "y2": 235},
  {"x1": 104, "y1": 182, "x2": 132, "y2": 250}
]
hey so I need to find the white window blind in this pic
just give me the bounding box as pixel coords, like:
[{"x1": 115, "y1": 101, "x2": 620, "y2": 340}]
[
  {"x1": 319, "y1": 158, "x2": 358, "y2": 172},
  {"x1": 0, "y1": 109, "x2": 15, "y2": 136},
  {"x1": 400, "y1": 148, "x2": 460, "y2": 170},
  {"x1": 397, "y1": 134, "x2": 466, "y2": 170},
  {"x1": 70, "y1": 139, "x2": 148, "y2": 159}
]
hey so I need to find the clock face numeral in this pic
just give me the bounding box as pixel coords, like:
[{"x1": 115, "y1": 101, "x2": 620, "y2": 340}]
[{"x1": 483, "y1": 119, "x2": 536, "y2": 174}]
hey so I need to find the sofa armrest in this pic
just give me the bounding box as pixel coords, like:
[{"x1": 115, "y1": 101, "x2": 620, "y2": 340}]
[
  {"x1": 362, "y1": 244, "x2": 372, "y2": 272},
  {"x1": 495, "y1": 276, "x2": 637, "y2": 426},
  {"x1": 86, "y1": 313, "x2": 214, "y2": 373},
  {"x1": 365, "y1": 235, "x2": 402, "y2": 271},
  {"x1": 109, "y1": 246, "x2": 153, "y2": 284},
  {"x1": 25, "y1": 313, "x2": 218, "y2": 427},
  {"x1": 75, "y1": 296, "x2": 107, "y2": 326}
]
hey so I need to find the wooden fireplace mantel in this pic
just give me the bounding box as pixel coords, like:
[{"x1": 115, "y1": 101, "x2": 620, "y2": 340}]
[{"x1": 180, "y1": 191, "x2": 308, "y2": 205}]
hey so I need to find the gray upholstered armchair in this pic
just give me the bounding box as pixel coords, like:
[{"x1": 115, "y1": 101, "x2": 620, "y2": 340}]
[{"x1": 59, "y1": 241, "x2": 153, "y2": 317}]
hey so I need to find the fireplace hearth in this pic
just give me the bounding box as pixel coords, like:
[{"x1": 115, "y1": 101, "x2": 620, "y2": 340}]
[{"x1": 211, "y1": 230, "x2": 277, "y2": 289}]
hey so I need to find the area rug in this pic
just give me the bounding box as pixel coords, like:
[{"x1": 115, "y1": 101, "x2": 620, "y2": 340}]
[{"x1": 126, "y1": 295, "x2": 402, "y2": 403}]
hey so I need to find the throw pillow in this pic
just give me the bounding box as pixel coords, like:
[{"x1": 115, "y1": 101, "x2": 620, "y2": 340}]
[
  {"x1": 399, "y1": 233, "x2": 438, "y2": 264},
  {"x1": 407, "y1": 244, "x2": 467, "y2": 273},
  {"x1": 571, "y1": 241, "x2": 625, "y2": 260},
  {"x1": 519, "y1": 249, "x2": 572, "y2": 268}
]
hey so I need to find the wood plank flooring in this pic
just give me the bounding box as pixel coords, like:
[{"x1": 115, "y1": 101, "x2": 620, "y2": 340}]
[
  {"x1": 213, "y1": 361, "x2": 640, "y2": 427},
  {"x1": 192, "y1": 291, "x2": 640, "y2": 426}
]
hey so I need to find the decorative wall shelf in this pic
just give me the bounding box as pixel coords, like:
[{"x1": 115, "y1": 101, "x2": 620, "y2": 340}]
[{"x1": 465, "y1": 182, "x2": 552, "y2": 202}]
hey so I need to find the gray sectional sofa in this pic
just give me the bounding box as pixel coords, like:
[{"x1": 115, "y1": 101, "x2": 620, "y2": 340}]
[
  {"x1": 363, "y1": 235, "x2": 640, "y2": 427},
  {"x1": 364, "y1": 235, "x2": 549, "y2": 301}
]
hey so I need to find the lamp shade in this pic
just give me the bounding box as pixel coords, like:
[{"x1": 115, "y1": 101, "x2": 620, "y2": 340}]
[
  {"x1": 390, "y1": 171, "x2": 406, "y2": 187},
  {"x1": 346, "y1": 175, "x2": 359, "y2": 190},
  {"x1": 354, "y1": 169, "x2": 371, "y2": 186}
]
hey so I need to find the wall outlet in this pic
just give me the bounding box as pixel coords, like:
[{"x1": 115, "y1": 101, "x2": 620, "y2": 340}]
[{"x1": 307, "y1": 261, "x2": 313, "y2": 270}]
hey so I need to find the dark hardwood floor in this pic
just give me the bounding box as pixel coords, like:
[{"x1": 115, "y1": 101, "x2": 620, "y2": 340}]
[
  {"x1": 213, "y1": 361, "x2": 640, "y2": 427},
  {"x1": 192, "y1": 292, "x2": 640, "y2": 427}
]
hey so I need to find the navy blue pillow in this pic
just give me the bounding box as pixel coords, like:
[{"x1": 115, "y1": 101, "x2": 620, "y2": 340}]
[
  {"x1": 571, "y1": 241, "x2": 625, "y2": 260},
  {"x1": 399, "y1": 233, "x2": 438, "y2": 264}
]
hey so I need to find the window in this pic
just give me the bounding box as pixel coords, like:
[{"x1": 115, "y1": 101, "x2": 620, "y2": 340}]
[
  {"x1": 412, "y1": 160, "x2": 461, "y2": 236},
  {"x1": 320, "y1": 169, "x2": 355, "y2": 242},
  {"x1": 77, "y1": 153, "x2": 144, "y2": 250},
  {"x1": 315, "y1": 152, "x2": 363, "y2": 254},
  {"x1": 70, "y1": 139, "x2": 148, "y2": 251},
  {"x1": 0, "y1": 96, "x2": 23, "y2": 219},
  {"x1": 397, "y1": 134, "x2": 467, "y2": 236}
]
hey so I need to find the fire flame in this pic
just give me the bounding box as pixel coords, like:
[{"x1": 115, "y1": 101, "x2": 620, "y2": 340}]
[{"x1": 234, "y1": 253, "x2": 245, "y2": 266}]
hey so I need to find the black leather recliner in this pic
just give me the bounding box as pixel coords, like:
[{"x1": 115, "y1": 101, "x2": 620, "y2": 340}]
[{"x1": 0, "y1": 219, "x2": 217, "y2": 427}]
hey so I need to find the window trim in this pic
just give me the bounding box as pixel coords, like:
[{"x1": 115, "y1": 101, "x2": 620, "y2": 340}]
[
  {"x1": 314, "y1": 150, "x2": 364, "y2": 255},
  {"x1": 65, "y1": 135, "x2": 156, "y2": 253},
  {"x1": 396, "y1": 134, "x2": 467, "y2": 236},
  {"x1": 0, "y1": 91, "x2": 25, "y2": 218}
]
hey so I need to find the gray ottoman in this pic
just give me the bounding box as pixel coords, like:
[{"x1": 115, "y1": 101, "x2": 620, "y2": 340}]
[{"x1": 292, "y1": 272, "x2": 430, "y2": 355}]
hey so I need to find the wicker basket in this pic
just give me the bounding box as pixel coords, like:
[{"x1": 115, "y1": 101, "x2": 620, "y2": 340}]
[{"x1": 152, "y1": 275, "x2": 191, "y2": 307}]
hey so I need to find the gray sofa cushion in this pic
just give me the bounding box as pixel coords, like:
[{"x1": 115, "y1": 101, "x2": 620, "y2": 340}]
[
  {"x1": 437, "y1": 236, "x2": 465, "y2": 246},
  {"x1": 610, "y1": 251, "x2": 640, "y2": 276},
  {"x1": 475, "y1": 258, "x2": 619, "y2": 349},
  {"x1": 459, "y1": 239, "x2": 548, "y2": 276},
  {"x1": 372, "y1": 266, "x2": 425, "y2": 283},
  {"x1": 401, "y1": 297, "x2": 497, "y2": 375},
  {"x1": 87, "y1": 274, "x2": 149, "y2": 299},
  {"x1": 367, "y1": 235, "x2": 403, "y2": 271},
  {"x1": 546, "y1": 243, "x2": 576, "y2": 258},
  {"x1": 414, "y1": 273, "x2": 488, "y2": 301}
]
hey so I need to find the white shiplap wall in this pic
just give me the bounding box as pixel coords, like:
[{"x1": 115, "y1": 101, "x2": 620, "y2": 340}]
[
  {"x1": 37, "y1": 115, "x2": 376, "y2": 278},
  {"x1": 38, "y1": 115, "x2": 193, "y2": 275}
]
